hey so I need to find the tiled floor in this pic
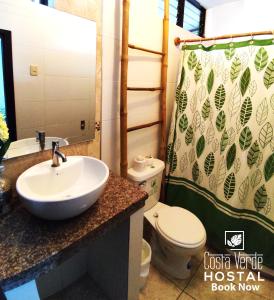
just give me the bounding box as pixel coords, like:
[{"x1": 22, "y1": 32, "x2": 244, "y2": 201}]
[{"x1": 139, "y1": 247, "x2": 273, "y2": 300}]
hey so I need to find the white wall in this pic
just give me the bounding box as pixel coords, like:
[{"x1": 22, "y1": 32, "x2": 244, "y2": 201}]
[
  {"x1": 205, "y1": 0, "x2": 274, "y2": 37},
  {"x1": 101, "y1": 0, "x2": 196, "y2": 174},
  {"x1": 0, "y1": 0, "x2": 96, "y2": 143}
]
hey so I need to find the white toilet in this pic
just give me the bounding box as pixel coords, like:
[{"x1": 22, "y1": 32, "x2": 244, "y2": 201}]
[{"x1": 128, "y1": 158, "x2": 206, "y2": 279}]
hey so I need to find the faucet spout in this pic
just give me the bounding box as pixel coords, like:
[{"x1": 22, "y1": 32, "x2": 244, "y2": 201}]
[
  {"x1": 51, "y1": 141, "x2": 67, "y2": 167},
  {"x1": 55, "y1": 150, "x2": 67, "y2": 162},
  {"x1": 36, "y1": 130, "x2": 45, "y2": 151}
]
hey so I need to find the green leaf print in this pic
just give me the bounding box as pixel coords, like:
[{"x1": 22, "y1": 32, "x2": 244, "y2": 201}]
[
  {"x1": 240, "y1": 97, "x2": 252, "y2": 126},
  {"x1": 250, "y1": 169, "x2": 262, "y2": 189},
  {"x1": 220, "y1": 129, "x2": 229, "y2": 153},
  {"x1": 239, "y1": 126, "x2": 252, "y2": 151},
  {"x1": 216, "y1": 110, "x2": 226, "y2": 132},
  {"x1": 247, "y1": 141, "x2": 260, "y2": 168},
  {"x1": 215, "y1": 84, "x2": 226, "y2": 110},
  {"x1": 254, "y1": 47, "x2": 268, "y2": 72},
  {"x1": 178, "y1": 90, "x2": 188, "y2": 113},
  {"x1": 228, "y1": 84, "x2": 241, "y2": 118},
  {"x1": 240, "y1": 67, "x2": 251, "y2": 96},
  {"x1": 194, "y1": 61, "x2": 202, "y2": 83},
  {"x1": 167, "y1": 143, "x2": 174, "y2": 164},
  {"x1": 202, "y1": 98, "x2": 211, "y2": 120},
  {"x1": 226, "y1": 143, "x2": 236, "y2": 170},
  {"x1": 217, "y1": 156, "x2": 226, "y2": 186},
  {"x1": 254, "y1": 185, "x2": 268, "y2": 212},
  {"x1": 224, "y1": 172, "x2": 236, "y2": 200},
  {"x1": 270, "y1": 94, "x2": 274, "y2": 111},
  {"x1": 176, "y1": 66, "x2": 185, "y2": 102},
  {"x1": 230, "y1": 57, "x2": 241, "y2": 83},
  {"x1": 207, "y1": 69, "x2": 214, "y2": 94},
  {"x1": 256, "y1": 98, "x2": 268, "y2": 126},
  {"x1": 263, "y1": 58, "x2": 274, "y2": 89},
  {"x1": 179, "y1": 66, "x2": 185, "y2": 88},
  {"x1": 196, "y1": 135, "x2": 205, "y2": 158},
  {"x1": 179, "y1": 114, "x2": 188, "y2": 133},
  {"x1": 264, "y1": 152, "x2": 274, "y2": 182},
  {"x1": 187, "y1": 51, "x2": 198, "y2": 70},
  {"x1": 176, "y1": 87, "x2": 180, "y2": 103},
  {"x1": 170, "y1": 151, "x2": 177, "y2": 173},
  {"x1": 192, "y1": 161, "x2": 200, "y2": 182},
  {"x1": 224, "y1": 47, "x2": 235, "y2": 60},
  {"x1": 259, "y1": 122, "x2": 273, "y2": 148},
  {"x1": 185, "y1": 125, "x2": 194, "y2": 145},
  {"x1": 204, "y1": 152, "x2": 215, "y2": 176},
  {"x1": 238, "y1": 177, "x2": 249, "y2": 204}
]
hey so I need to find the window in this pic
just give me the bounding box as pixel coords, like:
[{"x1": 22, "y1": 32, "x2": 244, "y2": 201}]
[
  {"x1": 0, "y1": 39, "x2": 6, "y2": 118},
  {"x1": 32, "y1": 0, "x2": 55, "y2": 7},
  {"x1": 158, "y1": 0, "x2": 206, "y2": 36},
  {"x1": 0, "y1": 30, "x2": 16, "y2": 141}
]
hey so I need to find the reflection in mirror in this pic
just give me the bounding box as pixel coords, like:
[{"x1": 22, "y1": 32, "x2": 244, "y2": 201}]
[
  {"x1": 0, "y1": 0, "x2": 96, "y2": 159},
  {"x1": 0, "y1": 29, "x2": 16, "y2": 141}
]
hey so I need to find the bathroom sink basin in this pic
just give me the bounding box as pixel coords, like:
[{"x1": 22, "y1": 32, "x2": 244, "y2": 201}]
[
  {"x1": 16, "y1": 156, "x2": 109, "y2": 220},
  {"x1": 5, "y1": 137, "x2": 69, "y2": 159}
]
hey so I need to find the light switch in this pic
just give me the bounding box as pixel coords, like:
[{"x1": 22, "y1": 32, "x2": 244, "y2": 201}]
[{"x1": 30, "y1": 64, "x2": 39, "y2": 76}]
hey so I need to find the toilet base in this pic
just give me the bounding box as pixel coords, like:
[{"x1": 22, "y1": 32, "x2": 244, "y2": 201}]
[{"x1": 150, "y1": 234, "x2": 192, "y2": 279}]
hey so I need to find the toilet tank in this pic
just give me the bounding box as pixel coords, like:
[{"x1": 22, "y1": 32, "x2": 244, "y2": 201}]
[{"x1": 128, "y1": 158, "x2": 165, "y2": 211}]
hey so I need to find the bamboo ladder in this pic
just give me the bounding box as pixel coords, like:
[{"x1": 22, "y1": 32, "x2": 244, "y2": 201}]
[{"x1": 120, "y1": 0, "x2": 169, "y2": 180}]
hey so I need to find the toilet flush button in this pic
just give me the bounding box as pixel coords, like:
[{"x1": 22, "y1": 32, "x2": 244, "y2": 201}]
[{"x1": 153, "y1": 212, "x2": 158, "y2": 218}]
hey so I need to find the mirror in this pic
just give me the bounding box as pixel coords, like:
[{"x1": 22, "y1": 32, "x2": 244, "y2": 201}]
[{"x1": 0, "y1": 0, "x2": 96, "y2": 159}]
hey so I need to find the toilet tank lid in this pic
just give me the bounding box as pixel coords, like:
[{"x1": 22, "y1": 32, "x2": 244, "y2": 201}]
[{"x1": 128, "y1": 159, "x2": 165, "y2": 182}]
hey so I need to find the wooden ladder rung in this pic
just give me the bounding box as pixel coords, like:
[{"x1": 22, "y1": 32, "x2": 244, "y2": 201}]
[
  {"x1": 127, "y1": 120, "x2": 162, "y2": 132},
  {"x1": 127, "y1": 87, "x2": 163, "y2": 91},
  {"x1": 128, "y1": 44, "x2": 164, "y2": 56}
]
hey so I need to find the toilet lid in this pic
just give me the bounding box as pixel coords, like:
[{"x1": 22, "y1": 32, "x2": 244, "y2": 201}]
[{"x1": 155, "y1": 206, "x2": 206, "y2": 247}]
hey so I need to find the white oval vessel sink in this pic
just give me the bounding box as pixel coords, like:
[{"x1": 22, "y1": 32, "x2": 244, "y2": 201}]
[{"x1": 16, "y1": 156, "x2": 109, "y2": 220}]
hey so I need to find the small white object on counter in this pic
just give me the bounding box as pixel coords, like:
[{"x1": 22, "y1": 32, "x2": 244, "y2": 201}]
[
  {"x1": 128, "y1": 158, "x2": 165, "y2": 211},
  {"x1": 133, "y1": 155, "x2": 147, "y2": 172}
]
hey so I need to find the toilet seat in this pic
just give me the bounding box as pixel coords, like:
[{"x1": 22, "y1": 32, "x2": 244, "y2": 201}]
[{"x1": 155, "y1": 206, "x2": 206, "y2": 248}]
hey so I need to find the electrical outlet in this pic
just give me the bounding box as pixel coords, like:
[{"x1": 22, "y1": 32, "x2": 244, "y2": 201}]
[
  {"x1": 30, "y1": 64, "x2": 39, "y2": 76},
  {"x1": 80, "y1": 120, "x2": 85, "y2": 130}
]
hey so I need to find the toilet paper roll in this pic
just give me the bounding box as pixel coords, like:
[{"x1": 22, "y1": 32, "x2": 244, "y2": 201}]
[{"x1": 133, "y1": 155, "x2": 147, "y2": 171}]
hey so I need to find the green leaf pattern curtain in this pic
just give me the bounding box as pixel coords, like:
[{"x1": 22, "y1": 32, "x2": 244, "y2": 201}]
[{"x1": 166, "y1": 39, "x2": 274, "y2": 270}]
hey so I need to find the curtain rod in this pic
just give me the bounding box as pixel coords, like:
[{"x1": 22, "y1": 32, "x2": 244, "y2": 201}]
[{"x1": 174, "y1": 30, "x2": 274, "y2": 46}]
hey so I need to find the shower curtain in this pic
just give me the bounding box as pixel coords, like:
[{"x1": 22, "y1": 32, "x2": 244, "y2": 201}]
[{"x1": 166, "y1": 39, "x2": 274, "y2": 270}]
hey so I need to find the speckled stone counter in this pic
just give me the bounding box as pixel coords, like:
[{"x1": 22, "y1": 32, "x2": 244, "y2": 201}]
[{"x1": 0, "y1": 172, "x2": 147, "y2": 292}]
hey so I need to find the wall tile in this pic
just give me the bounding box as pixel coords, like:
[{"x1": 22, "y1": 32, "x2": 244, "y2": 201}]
[
  {"x1": 14, "y1": 75, "x2": 44, "y2": 102},
  {"x1": 68, "y1": 77, "x2": 91, "y2": 100},
  {"x1": 102, "y1": 36, "x2": 121, "y2": 82},
  {"x1": 16, "y1": 101, "x2": 45, "y2": 130},
  {"x1": 44, "y1": 76, "x2": 70, "y2": 101},
  {"x1": 101, "y1": 0, "x2": 122, "y2": 39},
  {"x1": 101, "y1": 80, "x2": 120, "y2": 121},
  {"x1": 101, "y1": 118, "x2": 120, "y2": 173}
]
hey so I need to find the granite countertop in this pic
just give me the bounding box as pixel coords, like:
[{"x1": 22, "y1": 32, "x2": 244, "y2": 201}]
[{"x1": 0, "y1": 172, "x2": 147, "y2": 291}]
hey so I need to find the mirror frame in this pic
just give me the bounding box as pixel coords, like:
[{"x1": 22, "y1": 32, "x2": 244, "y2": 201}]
[{"x1": 0, "y1": 29, "x2": 16, "y2": 141}]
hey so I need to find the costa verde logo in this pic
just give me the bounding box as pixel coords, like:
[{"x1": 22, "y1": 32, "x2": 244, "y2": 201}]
[
  {"x1": 225, "y1": 231, "x2": 244, "y2": 250},
  {"x1": 203, "y1": 231, "x2": 264, "y2": 292}
]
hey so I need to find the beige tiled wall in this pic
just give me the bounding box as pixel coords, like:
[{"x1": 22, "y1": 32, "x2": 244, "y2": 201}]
[
  {"x1": 55, "y1": 0, "x2": 97, "y2": 21},
  {"x1": 100, "y1": 0, "x2": 197, "y2": 174},
  {"x1": 0, "y1": 0, "x2": 97, "y2": 144}
]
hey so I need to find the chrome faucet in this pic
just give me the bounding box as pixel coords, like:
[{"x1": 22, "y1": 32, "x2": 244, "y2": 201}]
[
  {"x1": 51, "y1": 141, "x2": 67, "y2": 167},
  {"x1": 36, "y1": 130, "x2": 45, "y2": 151}
]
